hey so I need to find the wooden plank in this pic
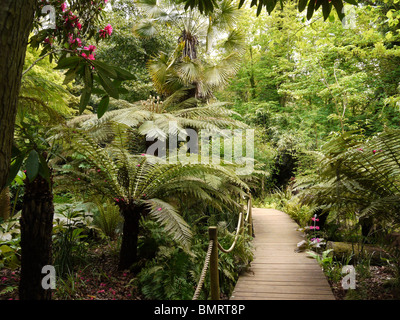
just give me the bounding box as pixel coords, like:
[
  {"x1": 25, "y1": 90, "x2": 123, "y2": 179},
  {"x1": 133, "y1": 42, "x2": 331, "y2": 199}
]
[{"x1": 230, "y1": 208, "x2": 335, "y2": 300}]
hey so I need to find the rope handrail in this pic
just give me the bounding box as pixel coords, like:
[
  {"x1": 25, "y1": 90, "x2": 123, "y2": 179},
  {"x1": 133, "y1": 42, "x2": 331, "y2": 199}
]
[
  {"x1": 192, "y1": 240, "x2": 214, "y2": 300},
  {"x1": 245, "y1": 196, "x2": 251, "y2": 223},
  {"x1": 217, "y1": 211, "x2": 243, "y2": 253},
  {"x1": 191, "y1": 195, "x2": 253, "y2": 300}
]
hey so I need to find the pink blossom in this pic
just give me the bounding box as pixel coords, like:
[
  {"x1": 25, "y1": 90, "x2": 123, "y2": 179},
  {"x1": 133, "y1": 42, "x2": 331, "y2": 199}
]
[
  {"x1": 105, "y1": 24, "x2": 113, "y2": 35},
  {"x1": 311, "y1": 217, "x2": 319, "y2": 222},
  {"x1": 61, "y1": 2, "x2": 67, "y2": 12},
  {"x1": 77, "y1": 22, "x2": 82, "y2": 30},
  {"x1": 97, "y1": 289, "x2": 105, "y2": 293},
  {"x1": 372, "y1": 149, "x2": 377, "y2": 154},
  {"x1": 81, "y1": 52, "x2": 88, "y2": 59},
  {"x1": 157, "y1": 207, "x2": 162, "y2": 211},
  {"x1": 137, "y1": 164, "x2": 141, "y2": 167},
  {"x1": 88, "y1": 54, "x2": 96, "y2": 61}
]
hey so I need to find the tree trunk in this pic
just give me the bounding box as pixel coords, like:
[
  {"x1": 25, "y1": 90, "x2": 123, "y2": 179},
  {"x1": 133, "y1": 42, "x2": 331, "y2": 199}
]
[
  {"x1": 19, "y1": 174, "x2": 54, "y2": 300},
  {"x1": 0, "y1": 0, "x2": 36, "y2": 192},
  {"x1": 118, "y1": 206, "x2": 141, "y2": 270}
]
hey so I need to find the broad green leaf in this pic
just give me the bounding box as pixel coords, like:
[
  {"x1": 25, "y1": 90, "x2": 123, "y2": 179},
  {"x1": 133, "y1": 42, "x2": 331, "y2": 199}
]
[
  {"x1": 331, "y1": 0, "x2": 344, "y2": 20},
  {"x1": 79, "y1": 89, "x2": 92, "y2": 114},
  {"x1": 266, "y1": 0, "x2": 278, "y2": 14},
  {"x1": 63, "y1": 67, "x2": 77, "y2": 85},
  {"x1": 54, "y1": 56, "x2": 80, "y2": 70},
  {"x1": 113, "y1": 66, "x2": 136, "y2": 80},
  {"x1": 307, "y1": 0, "x2": 315, "y2": 20},
  {"x1": 38, "y1": 153, "x2": 51, "y2": 183},
  {"x1": 97, "y1": 95, "x2": 110, "y2": 119},
  {"x1": 25, "y1": 150, "x2": 40, "y2": 182},
  {"x1": 322, "y1": 1, "x2": 332, "y2": 20},
  {"x1": 298, "y1": 0, "x2": 309, "y2": 12},
  {"x1": 92, "y1": 60, "x2": 118, "y2": 79},
  {"x1": 6, "y1": 154, "x2": 25, "y2": 187},
  {"x1": 98, "y1": 71, "x2": 119, "y2": 99},
  {"x1": 84, "y1": 65, "x2": 93, "y2": 91}
]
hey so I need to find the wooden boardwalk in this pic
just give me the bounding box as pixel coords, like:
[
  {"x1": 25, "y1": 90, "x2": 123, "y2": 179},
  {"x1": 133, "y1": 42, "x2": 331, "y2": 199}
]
[{"x1": 230, "y1": 208, "x2": 335, "y2": 300}]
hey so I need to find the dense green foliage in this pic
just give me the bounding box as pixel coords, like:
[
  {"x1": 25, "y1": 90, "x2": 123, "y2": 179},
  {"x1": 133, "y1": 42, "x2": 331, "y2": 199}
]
[{"x1": 3, "y1": 0, "x2": 400, "y2": 300}]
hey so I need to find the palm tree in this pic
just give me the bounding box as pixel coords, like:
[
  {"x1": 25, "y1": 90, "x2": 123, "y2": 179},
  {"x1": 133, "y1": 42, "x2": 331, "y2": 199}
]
[
  {"x1": 133, "y1": 0, "x2": 246, "y2": 100},
  {"x1": 65, "y1": 127, "x2": 248, "y2": 269}
]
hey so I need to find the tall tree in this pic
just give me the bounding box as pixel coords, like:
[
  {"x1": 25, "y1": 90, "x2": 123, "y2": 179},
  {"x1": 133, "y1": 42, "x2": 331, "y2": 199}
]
[{"x1": 0, "y1": 0, "x2": 37, "y2": 192}]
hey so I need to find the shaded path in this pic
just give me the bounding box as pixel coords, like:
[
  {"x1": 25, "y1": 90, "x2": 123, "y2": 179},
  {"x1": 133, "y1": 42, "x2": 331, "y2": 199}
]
[{"x1": 230, "y1": 208, "x2": 335, "y2": 300}]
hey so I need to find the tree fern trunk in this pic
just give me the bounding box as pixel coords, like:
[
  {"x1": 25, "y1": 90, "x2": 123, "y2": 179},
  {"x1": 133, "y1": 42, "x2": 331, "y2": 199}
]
[
  {"x1": 0, "y1": 0, "x2": 36, "y2": 192},
  {"x1": 19, "y1": 174, "x2": 54, "y2": 300},
  {"x1": 118, "y1": 206, "x2": 141, "y2": 270}
]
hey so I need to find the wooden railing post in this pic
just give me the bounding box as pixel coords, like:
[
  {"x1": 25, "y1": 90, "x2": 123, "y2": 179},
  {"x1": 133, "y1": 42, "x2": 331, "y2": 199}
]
[
  {"x1": 209, "y1": 226, "x2": 220, "y2": 300},
  {"x1": 248, "y1": 196, "x2": 253, "y2": 237}
]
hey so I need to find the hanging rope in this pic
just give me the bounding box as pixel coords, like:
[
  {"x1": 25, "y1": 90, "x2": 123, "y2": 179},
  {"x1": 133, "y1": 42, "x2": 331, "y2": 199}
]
[
  {"x1": 192, "y1": 195, "x2": 253, "y2": 300},
  {"x1": 217, "y1": 211, "x2": 243, "y2": 253},
  {"x1": 192, "y1": 240, "x2": 214, "y2": 300}
]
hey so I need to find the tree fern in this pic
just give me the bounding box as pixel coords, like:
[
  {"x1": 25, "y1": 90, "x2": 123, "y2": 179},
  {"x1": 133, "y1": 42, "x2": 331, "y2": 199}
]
[
  {"x1": 300, "y1": 129, "x2": 400, "y2": 227},
  {"x1": 61, "y1": 128, "x2": 249, "y2": 269}
]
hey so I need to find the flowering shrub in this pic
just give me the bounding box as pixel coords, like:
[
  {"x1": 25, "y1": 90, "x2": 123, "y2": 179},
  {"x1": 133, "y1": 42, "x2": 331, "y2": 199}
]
[{"x1": 29, "y1": 0, "x2": 134, "y2": 117}]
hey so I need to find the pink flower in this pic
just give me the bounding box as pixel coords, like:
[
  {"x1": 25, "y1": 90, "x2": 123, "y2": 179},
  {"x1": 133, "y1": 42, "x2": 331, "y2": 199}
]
[
  {"x1": 372, "y1": 149, "x2": 377, "y2": 154},
  {"x1": 88, "y1": 54, "x2": 96, "y2": 61},
  {"x1": 311, "y1": 217, "x2": 319, "y2": 222},
  {"x1": 61, "y1": 2, "x2": 67, "y2": 12},
  {"x1": 104, "y1": 24, "x2": 113, "y2": 36},
  {"x1": 81, "y1": 52, "x2": 88, "y2": 59},
  {"x1": 141, "y1": 153, "x2": 146, "y2": 156},
  {"x1": 157, "y1": 207, "x2": 162, "y2": 211},
  {"x1": 77, "y1": 22, "x2": 82, "y2": 30},
  {"x1": 100, "y1": 283, "x2": 106, "y2": 287},
  {"x1": 88, "y1": 45, "x2": 96, "y2": 52},
  {"x1": 137, "y1": 164, "x2": 141, "y2": 167},
  {"x1": 97, "y1": 289, "x2": 105, "y2": 293}
]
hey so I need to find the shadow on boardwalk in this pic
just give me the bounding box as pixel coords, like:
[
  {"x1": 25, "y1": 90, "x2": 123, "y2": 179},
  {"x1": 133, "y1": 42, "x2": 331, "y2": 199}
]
[{"x1": 230, "y1": 208, "x2": 335, "y2": 300}]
